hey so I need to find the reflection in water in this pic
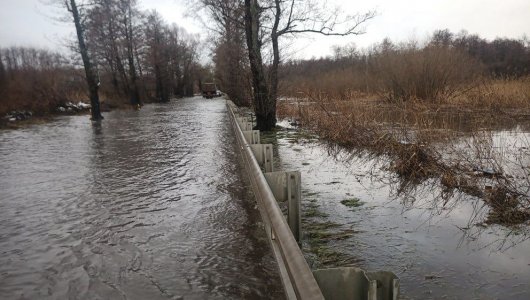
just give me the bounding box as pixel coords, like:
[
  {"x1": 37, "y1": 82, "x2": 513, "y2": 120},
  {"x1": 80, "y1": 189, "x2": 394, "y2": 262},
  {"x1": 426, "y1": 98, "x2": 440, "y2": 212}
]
[
  {"x1": 92, "y1": 121, "x2": 103, "y2": 135},
  {"x1": 270, "y1": 121, "x2": 530, "y2": 299},
  {"x1": 0, "y1": 97, "x2": 284, "y2": 299}
]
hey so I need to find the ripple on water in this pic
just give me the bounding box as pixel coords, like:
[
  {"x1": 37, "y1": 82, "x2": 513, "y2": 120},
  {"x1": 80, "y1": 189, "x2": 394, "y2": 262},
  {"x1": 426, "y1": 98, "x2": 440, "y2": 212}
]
[{"x1": 0, "y1": 98, "x2": 284, "y2": 299}]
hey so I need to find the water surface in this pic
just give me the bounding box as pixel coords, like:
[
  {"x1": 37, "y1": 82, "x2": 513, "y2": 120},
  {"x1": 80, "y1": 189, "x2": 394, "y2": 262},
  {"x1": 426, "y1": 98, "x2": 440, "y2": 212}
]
[
  {"x1": 269, "y1": 121, "x2": 530, "y2": 299},
  {"x1": 0, "y1": 97, "x2": 284, "y2": 299}
]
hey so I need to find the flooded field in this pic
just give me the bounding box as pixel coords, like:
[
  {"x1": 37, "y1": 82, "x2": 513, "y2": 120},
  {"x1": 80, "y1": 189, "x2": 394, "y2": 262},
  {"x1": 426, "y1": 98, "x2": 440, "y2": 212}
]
[
  {"x1": 0, "y1": 97, "x2": 284, "y2": 299},
  {"x1": 266, "y1": 120, "x2": 530, "y2": 299}
]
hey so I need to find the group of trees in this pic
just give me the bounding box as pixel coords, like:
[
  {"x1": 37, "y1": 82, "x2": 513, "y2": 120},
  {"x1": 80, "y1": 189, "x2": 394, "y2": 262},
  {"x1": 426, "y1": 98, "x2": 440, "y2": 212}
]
[
  {"x1": 82, "y1": 0, "x2": 203, "y2": 104},
  {"x1": 430, "y1": 29, "x2": 530, "y2": 77},
  {"x1": 196, "y1": 0, "x2": 374, "y2": 130},
  {"x1": 1, "y1": 0, "x2": 204, "y2": 119},
  {"x1": 64, "y1": 0, "x2": 205, "y2": 120},
  {"x1": 279, "y1": 29, "x2": 530, "y2": 102},
  {"x1": 206, "y1": 0, "x2": 252, "y2": 107}
]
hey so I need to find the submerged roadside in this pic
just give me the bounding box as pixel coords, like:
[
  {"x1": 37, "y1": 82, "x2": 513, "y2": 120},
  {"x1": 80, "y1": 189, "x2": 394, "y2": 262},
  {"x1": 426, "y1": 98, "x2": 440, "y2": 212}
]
[
  {"x1": 278, "y1": 97, "x2": 530, "y2": 226},
  {"x1": 263, "y1": 122, "x2": 530, "y2": 299}
]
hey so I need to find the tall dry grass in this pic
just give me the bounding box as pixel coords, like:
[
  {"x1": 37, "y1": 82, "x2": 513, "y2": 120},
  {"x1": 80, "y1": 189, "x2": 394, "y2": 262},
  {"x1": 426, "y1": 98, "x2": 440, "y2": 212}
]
[
  {"x1": 0, "y1": 47, "x2": 87, "y2": 116},
  {"x1": 370, "y1": 46, "x2": 482, "y2": 103},
  {"x1": 280, "y1": 34, "x2": 529, "y2": 109},
  {"x1": 451, "y1": 77, "x2": 530, "y2": 111},
  {"x1": 278, "y1": 94, "x2": 530, "y2": 226},
  {"x1": 277, "y1": 34, "x2": 530, "y2": 226},
  {"x1": 0, "y1": 68, "x2": 87, "y2": 116}
]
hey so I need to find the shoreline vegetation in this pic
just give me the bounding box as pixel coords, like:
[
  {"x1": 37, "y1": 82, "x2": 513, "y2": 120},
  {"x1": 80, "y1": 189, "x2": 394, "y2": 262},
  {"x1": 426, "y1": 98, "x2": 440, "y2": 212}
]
[
  {"x1": 276, "y1": 30, "x2": 530, "y2": 227},
  {"x1": 278, "y1": 90, "x2": 530, "y2": 226}
]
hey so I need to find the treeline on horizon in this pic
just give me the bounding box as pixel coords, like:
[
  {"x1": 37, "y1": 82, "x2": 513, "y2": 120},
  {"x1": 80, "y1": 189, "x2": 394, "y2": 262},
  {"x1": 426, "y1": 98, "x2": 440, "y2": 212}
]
[
  {"x1": 280, "y1": 29, "x2": 530, "y2": 102},
  {"x1": 0, "y1": 0, "x2": 205, "y2": 116}
]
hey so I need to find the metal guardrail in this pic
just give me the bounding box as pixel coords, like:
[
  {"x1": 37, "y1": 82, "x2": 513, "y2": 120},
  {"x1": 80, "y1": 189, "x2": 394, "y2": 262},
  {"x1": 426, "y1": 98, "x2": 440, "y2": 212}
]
[
  {"x1": 227, "y1": 100, "x2": 325, "y2": 300},
  {"x1": 226, "y1": 100, "x2": 399, "y2": 300}
]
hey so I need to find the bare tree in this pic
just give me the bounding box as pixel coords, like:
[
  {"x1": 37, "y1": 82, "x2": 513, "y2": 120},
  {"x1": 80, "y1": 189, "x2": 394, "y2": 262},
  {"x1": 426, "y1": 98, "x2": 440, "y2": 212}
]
[
  {"x1": 145, "y1": 11, "x2": 170, "y2": 102},
  {"x1": 142, "y1": 12, "x2": 202, "y2": 100},
  {"x1": 262, "y1": 0, "x2": 375, "y2": 130},
  {"x1": 193, "y1": 0, "x2": 251, "y2": 106},
  {"x1": 199, "y1": 0, "x2": 375, "y2": 130},
  {"x1": 117, "y1": 0, "x2": 142, "y2": 106},
  {"x1": 86, "y1": 0, "x2": 129, "y2": 97},
  {"x1": 64, "y1": 0, "x2": 103, "y2": 120},
  {"x1": 244, "y1": 0, "x2": 273, "y2": 129},
  {"x1": 0, "y1": 51, "x2": 6, "y2": 93}
]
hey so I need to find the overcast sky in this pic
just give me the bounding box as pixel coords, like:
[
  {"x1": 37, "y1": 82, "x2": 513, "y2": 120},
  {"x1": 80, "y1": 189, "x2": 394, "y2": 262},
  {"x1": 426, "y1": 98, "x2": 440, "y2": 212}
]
[{"x1": 1, "y1": 0, "x2": 529, "y2": 60}]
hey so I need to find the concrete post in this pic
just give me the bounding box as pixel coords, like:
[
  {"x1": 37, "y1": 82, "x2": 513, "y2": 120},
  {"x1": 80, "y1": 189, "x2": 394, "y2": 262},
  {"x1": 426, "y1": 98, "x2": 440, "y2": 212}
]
[{"x1": 264, "y1": 171, "x2": 301, "y2": 242}]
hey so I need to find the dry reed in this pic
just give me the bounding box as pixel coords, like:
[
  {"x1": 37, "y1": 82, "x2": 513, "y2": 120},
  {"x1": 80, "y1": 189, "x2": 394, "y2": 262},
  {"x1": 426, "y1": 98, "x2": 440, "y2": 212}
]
[{"x1": 277, "y1": 90, "x2": 530, "y2": 225}]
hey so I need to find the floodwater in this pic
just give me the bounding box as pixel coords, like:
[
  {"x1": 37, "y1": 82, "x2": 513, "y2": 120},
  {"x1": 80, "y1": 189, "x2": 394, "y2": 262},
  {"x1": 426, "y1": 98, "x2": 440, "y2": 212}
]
[
  {"x1": 269, "y1": 121, "x2": 530, "y2": 299},
  {"x1": 0, "y1": 97, "x2": 284, "y2": 300}
]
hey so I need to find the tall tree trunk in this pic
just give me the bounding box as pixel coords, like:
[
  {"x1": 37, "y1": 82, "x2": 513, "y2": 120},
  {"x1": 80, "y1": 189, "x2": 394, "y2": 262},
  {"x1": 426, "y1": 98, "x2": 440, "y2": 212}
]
[
  {"x1": 70, "y1": 0, "x2": 103, "y2": 121},
  {"x1": 115, "y1": 54, "x2": 129, "y2": 95},
  {"x1": 154, "y1": 63, "x2": 168, "y2": 102},
  {"x1": 0, "y1": 52, "x2": 6, "y2": 89},
  {"x1": 107, "y1": 13, "x2": 128, "y2": 97},
  {"x1": 133, "y1": 43, "x2": 147, "y2": 100},
  {"x1": 125, "y1": 5, "x2": 140, "y2": 106},
  {"x1": 154, "y1": 63, "x2": 162, "y2": 100},
  {"x1": 244, "y1": 0, "x2": 275, "y2": 131},
  {"x1": 270, "y1": 0, "x2": 281, "y2": 107},
  {"x1": 106, "y1": 58, "x2": 120, "y2": 95}
]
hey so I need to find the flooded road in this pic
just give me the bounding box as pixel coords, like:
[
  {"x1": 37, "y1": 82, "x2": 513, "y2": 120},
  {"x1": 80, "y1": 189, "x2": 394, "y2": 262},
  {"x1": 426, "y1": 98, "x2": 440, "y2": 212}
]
[
  {"x1": 0, "y1": 97, "x2": 284, "y2": 299},
  {"x1": 268, "y1": 122, "x2": 530, "y2": 299}
]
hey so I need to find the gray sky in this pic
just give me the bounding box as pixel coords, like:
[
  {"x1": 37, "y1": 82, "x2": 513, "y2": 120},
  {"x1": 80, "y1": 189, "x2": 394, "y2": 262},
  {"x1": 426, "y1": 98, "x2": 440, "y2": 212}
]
[{"x1": 1, "y1": 0, "x2": 529, "y2": 59}]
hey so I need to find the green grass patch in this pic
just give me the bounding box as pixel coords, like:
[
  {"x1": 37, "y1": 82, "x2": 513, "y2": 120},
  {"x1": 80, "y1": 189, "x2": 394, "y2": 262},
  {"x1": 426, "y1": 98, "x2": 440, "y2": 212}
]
[
  {"x1": 303, "y1": 206, "x2": 329, "y2": 218},
  {"x1": 340, "y1": 197, "x2": 364, "y2": 208}
]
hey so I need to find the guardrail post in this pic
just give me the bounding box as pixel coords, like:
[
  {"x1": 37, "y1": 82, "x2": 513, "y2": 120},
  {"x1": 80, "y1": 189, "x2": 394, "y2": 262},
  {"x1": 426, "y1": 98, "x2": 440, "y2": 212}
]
[
  {"x1": 235, "y1": 117, "x2": 249, "y2": 129},
  {"x1": 243, "y1": 130, "x2": 260, "y2": 144},
  {"x1": 250, "y1": 144, "x2": 274, "y2": 173},
  {"x1": 264, "y1": 171, "x2": 301, "y2": 242},
  {"x1": 243, "y1": 121, "x2": 253, "y2": 131},
  {"x1": 263, "y1": 144, "x2": 273, "y2": 173},
  {"x1": 312, "y1": 267, "x2": 400, "y2": 300},
  {"x1": 287, "y1": 172, "x2": 301, "y2": 242}
]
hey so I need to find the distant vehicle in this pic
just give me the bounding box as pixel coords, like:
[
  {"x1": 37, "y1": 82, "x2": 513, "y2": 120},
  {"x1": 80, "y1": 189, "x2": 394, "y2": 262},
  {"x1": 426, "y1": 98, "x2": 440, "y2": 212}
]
[{"x1": 202, "y1": 83, "x2": 219, "y2": 99}]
